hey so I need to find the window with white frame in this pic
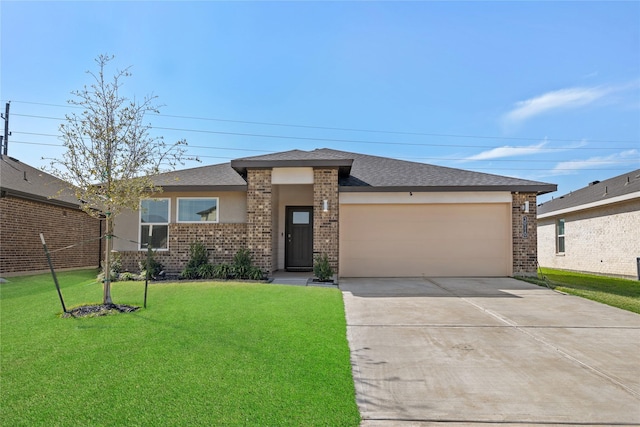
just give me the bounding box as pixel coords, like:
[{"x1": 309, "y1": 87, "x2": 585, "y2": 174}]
[
  {"x1": 177, "y1": 198, "x2": 219, "y2": 223},
  {"x1": 556, "y1": 218, "x2": 565, "y2": 254},
  {"x1": 140, "y1": 198, "x2": 170, "y2": 250}
]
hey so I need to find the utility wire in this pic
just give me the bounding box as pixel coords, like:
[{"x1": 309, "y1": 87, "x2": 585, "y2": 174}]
[
  {"x1": 10, "y1": 113, "x2": 639, "y2": 151},
  {"x1": 6, "y1": 100, "x2": 639, "y2": 145}
]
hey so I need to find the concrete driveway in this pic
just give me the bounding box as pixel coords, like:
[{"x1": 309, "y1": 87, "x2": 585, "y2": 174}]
[{"x1": 341, "y1": 277, "x2": 640, "y2": 426}]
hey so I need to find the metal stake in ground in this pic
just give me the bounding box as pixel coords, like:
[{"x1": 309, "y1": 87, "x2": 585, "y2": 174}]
[{"x1": 40, "y1": 233, "x2": 67, "y2": 313}]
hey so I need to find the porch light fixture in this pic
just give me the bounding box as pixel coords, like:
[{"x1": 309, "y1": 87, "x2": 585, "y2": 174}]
[
  {"x1": 521, "y1": 201, "x2": 530, "y2": 213},
  {"x1": 323, "y1": 199, "x2": 329, "y2": 212}
]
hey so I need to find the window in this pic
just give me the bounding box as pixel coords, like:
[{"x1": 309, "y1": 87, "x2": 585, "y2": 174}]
[
  {"x1": 140, "y1": 198, "x2": 170, "y2": 250},
  {"x1": 556, "y1": 218, "x2": 565, "y2": 254},
  {"x1": 177, "y1": 198, "x2": 219, "y2": 223}
]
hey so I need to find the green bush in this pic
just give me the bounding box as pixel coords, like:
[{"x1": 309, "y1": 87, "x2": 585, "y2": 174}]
[
  {"x1": 197, "y1": 263, "x2": 216, "y2": 280},
  {"x1": 140, "y1": 248, "x2": 164, "y2": 278},
  {"x1": 180, "y1": 241, "x2": 211, "y2": 279},
  {"x1": 248, "y1": 266, "x2": 265, "y2": 281},
  {"x1": 212, "y1": 263, "x2": 233, "y2": 280},
  {"x1": 314, "y1": 254, "x2": 334, "y2": 282}
]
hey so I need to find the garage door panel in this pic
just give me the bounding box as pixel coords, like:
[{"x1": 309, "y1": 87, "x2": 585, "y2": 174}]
[{"x1": 339, "y1": 204, "x2": 511, "y2": 277}]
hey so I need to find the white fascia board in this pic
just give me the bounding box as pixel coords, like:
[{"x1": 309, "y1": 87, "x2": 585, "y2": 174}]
[
  {"x1": 537, "y1": 191, "x2": 640, "y2": 219},
  {"x1": 339, "y1": 191, "x2": 512, "y2": 205}
]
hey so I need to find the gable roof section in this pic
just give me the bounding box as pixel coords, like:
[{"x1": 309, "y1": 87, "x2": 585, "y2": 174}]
[
  {"x1": 538, "y1": 168, "x2": 640, "y2": 218},
  {"x1": 0, "y1": 156, "x2": 80, "y2": 208},
  {"x1": 149, "y1": 148, "x2": 557, "y2": 194}
]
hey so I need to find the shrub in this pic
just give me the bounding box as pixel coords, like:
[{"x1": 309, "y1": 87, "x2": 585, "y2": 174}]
[
  {"x1": 118, "y1": 271, "x2": 139, "y2": 281},
  {"x1": 197, "y1": 263, "x2": 216, "y2": 280},
  {"x1": 212, "y1": 263, "x2": 233, "y2": 280},
  {"x1": 314, "y1": 254, "x2": 334, "y2": 282},
  {"x1": 180, "y1": 241, "x2": 211, "y2": 280},
  {"x1": 139, "y1": 247, "x2": 164, "y2": 279},
  {"x1": 248, "y1": 266, "x2": 265, "y2": 281}
]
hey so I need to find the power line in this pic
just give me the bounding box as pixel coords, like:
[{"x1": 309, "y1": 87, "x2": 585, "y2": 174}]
[
  {"x1": 6, "y1": 99, "x2": 640, "y2": 145},
  {"x1": 10, "y1": 139, "x2": 639, "y2": 168},
  {"x1": 10, "y1": 114, "x2": 639, "y2": 151}
]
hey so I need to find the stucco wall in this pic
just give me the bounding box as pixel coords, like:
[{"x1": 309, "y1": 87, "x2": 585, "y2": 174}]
[{"x1": 538, "y1": 199, "x2": 640, "y2": 278}]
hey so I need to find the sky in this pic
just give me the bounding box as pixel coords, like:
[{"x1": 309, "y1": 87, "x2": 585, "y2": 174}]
[{"x1": 1, "y1": 1, "x2": 639, "y2": 203}]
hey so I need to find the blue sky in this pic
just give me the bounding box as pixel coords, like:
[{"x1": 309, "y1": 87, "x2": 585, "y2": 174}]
[{"x1": 1, "y1": 1, "x2": 638, "y2": 203}]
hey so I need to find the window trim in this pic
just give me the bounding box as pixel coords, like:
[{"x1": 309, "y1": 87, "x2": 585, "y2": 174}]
[
  {"x1": 139, "y1": 198, "x2": 171, "y2": 251},
  {"x1": 556, "y1": 218, "x2": 565, "y2": 254},
  {"x1": 176, "y1": 197, "x2": 219, "y2": 224}
]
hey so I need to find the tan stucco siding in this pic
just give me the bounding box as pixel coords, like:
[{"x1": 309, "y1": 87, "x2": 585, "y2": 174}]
[
  {"x1": 112, "y1": 191, "x2": 247, "y2": 251},
  {"x1": 538, "y1": 199, "x2": 640, "y2": 278},
  {"x1": 339, "y1": 203, "x2": 512, "y2": 277}
]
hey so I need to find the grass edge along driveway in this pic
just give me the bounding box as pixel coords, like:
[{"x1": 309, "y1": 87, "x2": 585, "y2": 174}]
[
  {"x1": 0, "y1": 270, "x2": 360, "y2": 426},
  {"x1": 519, "y1": 267, "x2": 640, "y2": 314}
]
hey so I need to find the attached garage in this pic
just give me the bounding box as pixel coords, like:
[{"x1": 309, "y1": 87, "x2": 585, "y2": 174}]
[{"x1": 339, "y1": 193, "x2": 513, "y2": 277}]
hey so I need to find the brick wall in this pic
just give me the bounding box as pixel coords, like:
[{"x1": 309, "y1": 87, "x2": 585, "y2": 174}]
[
  {"x1": 538, "y1": 199, "x2": 640, "y2": 279},
  {"x1": 0, "y1": 196, "x2": 101, "y2": 275},
  {"x1": 118, "y1": 223, "x2": 248, "y2": 273},
  {"x1": 246, "y1": 169, "x2": 273, "y2": 272},
  {"x1": 512, "y1": 192, "x2": 538, "y2": 276},
  {"x1": 313, "y1": 168, "x2": 339, "y2": 274}
]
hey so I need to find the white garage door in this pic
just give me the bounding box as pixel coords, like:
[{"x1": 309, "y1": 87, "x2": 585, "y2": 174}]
[{"x1": 339, "y1": 203, "x2": 512, "y2": 277}]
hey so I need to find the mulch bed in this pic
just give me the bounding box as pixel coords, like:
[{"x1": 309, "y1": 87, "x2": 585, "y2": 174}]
[{"x1": 62, "y1": 304, "x2": 140, "y2": 318}]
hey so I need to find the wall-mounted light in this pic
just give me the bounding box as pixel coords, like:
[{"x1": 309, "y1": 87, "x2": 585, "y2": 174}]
[
  {"x1": 521, "y1": 201, "x2": 529, "y2": 213},
  {"x1": 323, "y1": 199, "x2": 328, "y2": 212}
]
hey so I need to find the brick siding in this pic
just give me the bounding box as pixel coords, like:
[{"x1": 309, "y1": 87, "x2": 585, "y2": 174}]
[
  {"x1": 246, "y1": 169, "x2": 273, "y2": 272},
  {"x1": 512, "y1": 192, "x2": 538, "y2": 276},
  {"x1": 538, "y1": 199, "x2": 640, "y2": 279},
  {"x1": 0, "y1": 196, "x2": 101, "y2": 275},
  {"x1": 118, "y1": 223, "x2": 248, "y2": 273},
  {"x1": 313, "y1": 168, "x2": 339, "y2": 274}
]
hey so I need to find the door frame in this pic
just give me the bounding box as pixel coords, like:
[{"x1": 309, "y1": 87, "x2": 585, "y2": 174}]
[{"x1": 285, "y1": 206, "x2": 314, "y2": 271}]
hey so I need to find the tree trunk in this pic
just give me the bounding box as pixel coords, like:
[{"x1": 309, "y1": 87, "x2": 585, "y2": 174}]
[{"x1": 103, "y1": 212, "x2": 113, "y2": 305}]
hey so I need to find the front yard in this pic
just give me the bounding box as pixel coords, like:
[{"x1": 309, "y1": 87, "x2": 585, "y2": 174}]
[
  {"x1": 527, "y1": 268, "x2": 640, "y2": 314},
  {"x1": 0, "y1": 270, "x2": 360, "y2": 426}
]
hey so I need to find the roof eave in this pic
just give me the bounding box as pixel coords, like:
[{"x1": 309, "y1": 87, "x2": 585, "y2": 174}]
[
  {"x1": 0, "y1": 188, "x2": 82, "y2": 210},
  {"x1": 230, "y1": 159, "x2": 353, "y2": 176},
  {"x1": 159, "y1": 185, "x2": 248, "y2": 192},
  {"x1": 339, "y1": 184, "x2": 557, "y2": 194}
]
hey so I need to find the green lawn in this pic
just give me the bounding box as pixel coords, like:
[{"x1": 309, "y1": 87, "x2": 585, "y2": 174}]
[
  {"x1": 528, "y1": 268, "x2": 640, "y2": 314},
  {"x1": 0, "y1": 270, "x2": 360, "y2": 426}
]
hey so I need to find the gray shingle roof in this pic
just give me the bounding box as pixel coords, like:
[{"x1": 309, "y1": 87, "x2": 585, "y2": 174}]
[
  {"x1": 0, "y1": 156, "x2": 80, "y2": 208},
  {"x1": 149, "y1": 148, "x2": 557, "y2": 194},
  {"x1": 152, "y1": 162, "x2": 247, "y2": 190},
  {"x1": 537, "y1": 169, "x2": 640, "y2": 215}
]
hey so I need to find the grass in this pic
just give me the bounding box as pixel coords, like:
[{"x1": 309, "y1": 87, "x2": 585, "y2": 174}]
[
  {"x1": 520, "y1": 268, "x2": 640, "y2": 314},
  {"x1": 0, "y1": 270, "x2": 360, "y2": 426}
]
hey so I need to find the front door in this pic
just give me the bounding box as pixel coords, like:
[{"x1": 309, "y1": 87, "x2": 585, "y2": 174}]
[{"x1": 285, "y1": 206, "x2": 313, "y2": 271}]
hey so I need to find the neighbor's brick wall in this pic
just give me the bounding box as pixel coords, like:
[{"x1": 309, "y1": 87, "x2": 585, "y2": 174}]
[
  {"x1": 538, "y1": 199, "x2": 640, "y2": 279},
  {"x1": 313, "y1": 168, "x2": 339, "y2": 274},
  {"x1": 246, "y1": 169, "x2": 273, "y2": 272},
  {"x1": 512, "y1": 193, "x2": 538, "y2": 276},
  {"x1": 118, "y1": 223, "x2": 248, "y2": 273},
  {"x1": 0, "y1": 196, "x2": 101, "y2": 275}
]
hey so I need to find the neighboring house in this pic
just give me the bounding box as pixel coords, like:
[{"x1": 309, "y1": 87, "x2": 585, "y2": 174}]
[
  {"x1": 113, "y1": 148, "x2": 555, "y2": 278},
  {"x1": 538, "y1": 169, "x2": 640, "y2": 279},
  {"x1": 0, "y1": 155, "x2": 102, "y2": 276}
]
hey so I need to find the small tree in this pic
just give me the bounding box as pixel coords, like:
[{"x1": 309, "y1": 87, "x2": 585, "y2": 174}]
[{"x1": 46, "y1": 54, "x2": 193, "y2": 304}]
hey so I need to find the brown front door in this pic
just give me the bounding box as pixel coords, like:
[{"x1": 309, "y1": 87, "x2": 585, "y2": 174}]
[{"x1": 285, "y1": 206, "x2": 313, "y2": 270}]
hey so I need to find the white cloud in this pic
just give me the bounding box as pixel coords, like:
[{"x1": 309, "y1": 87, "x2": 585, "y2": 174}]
[
  {"x1": 503, "y1": 86, "x2": 611, "y2": 125},
  {"x1": 549, "y1": 149, "x2": 640, "y2": 176},
  {"x1": 464, "y1": 141, "x2": 550, "y2": 161},
  {"x1": 462, "y1": 139, "x2": 587, "y2": 162}
]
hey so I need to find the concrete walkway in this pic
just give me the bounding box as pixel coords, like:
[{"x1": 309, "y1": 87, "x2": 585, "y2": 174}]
[{"x1": 341, "y1": 277, "x2": 640, "y2": 426}]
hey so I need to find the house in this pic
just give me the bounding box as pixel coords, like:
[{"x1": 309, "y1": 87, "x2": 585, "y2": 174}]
[
  {"x1": 537, "y1": 169, "x2": 640, "y2": 279},
  {"x1": 113, "y1": 148, "x2": 556, "y2": 278},
  {"x1": 0, "y1": 155, "x2": 102, "y2": 276}
]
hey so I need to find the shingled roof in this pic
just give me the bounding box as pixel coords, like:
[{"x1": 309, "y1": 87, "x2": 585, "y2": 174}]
[
  {"x1": 233, "y1": 148, "x2": 555, "y2": 193},
  {"x1": 0, "y1": 156, "x2": 80, "y2": 208},
  {"x1": 538, "y1": 168, "x2": 640, "y2": 217},
  {"x1": 156, "y1": 148, "x2": 557, "y2": 194}
]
